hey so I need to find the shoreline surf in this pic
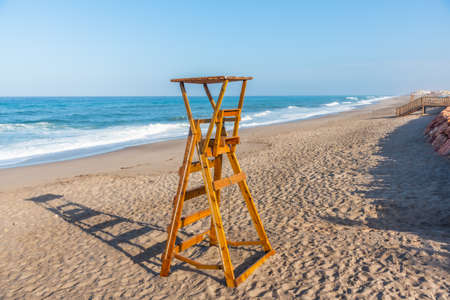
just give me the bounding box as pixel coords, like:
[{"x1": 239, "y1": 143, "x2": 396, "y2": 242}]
[
  {"x1": 0, "y1": 96, "x2": 407, "y2": 192},
  {"x1": 0, "y1": 95, "x2": 393, "y2": 169}
]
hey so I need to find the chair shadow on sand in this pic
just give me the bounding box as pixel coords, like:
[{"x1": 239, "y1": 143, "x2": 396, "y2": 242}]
[
  {"x1": 25, "y1": 193, "x2": 168, "y2": 276},
  {"x1": 25, "y1": 194, "x2": 262, "y2": 284},
  {"x1": 321, "y1": 110, "x2": 450, "y2": 272}
]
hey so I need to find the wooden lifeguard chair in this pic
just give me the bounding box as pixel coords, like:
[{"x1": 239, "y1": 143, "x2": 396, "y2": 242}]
[{"x1": 160, "y1": 76, "x2": 275, "y2": 287}]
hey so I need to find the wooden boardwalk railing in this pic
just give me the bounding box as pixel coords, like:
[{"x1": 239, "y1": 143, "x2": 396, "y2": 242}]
[{"x1": 395, "y1": 96, "x2": 450, "y2": 116}]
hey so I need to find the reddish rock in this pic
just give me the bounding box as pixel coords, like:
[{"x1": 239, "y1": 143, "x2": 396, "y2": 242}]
[
  {"x1": 428, "y1": 126, "x2": 440, "y2": 137},
  {"x1": 437, "y1": 122, "x2": 449, "y2": 134},
  {"x1": 425, "y1": 115, "x2": 445, "y2": 134},
  {"x1": 432, "y1": 134, "x2": 447, "y2": 150},
  {"x1": 444, "y1": 127, "x2": 450, "y2": 137},
  {"x1": 438, "y1": 140, "x2": 450, "y2": 156},
  {"x1": 425, "y1": 106, "x2": 450, "y2": 156}
]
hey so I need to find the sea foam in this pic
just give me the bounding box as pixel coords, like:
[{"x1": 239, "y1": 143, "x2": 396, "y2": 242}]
[
  {"x1": 0, "y1": 122, "x2": 188, "y2": 167},
  {"x1": 0, "y1": 95, "x2": 392, "y2": 168}
]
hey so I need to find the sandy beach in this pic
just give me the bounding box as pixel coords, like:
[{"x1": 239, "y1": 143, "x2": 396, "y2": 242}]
[{"x1": 1, "y1": 96, "x2": 449, "y2": 299}]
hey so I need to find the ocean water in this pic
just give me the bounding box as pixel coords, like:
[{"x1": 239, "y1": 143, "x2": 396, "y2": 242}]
[{"x1": 0, "y1": 95, "x2": 390, "y2": 168}]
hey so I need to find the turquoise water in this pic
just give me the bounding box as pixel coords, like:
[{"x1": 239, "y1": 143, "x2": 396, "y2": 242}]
[{"x1": 0, "y1": 95, "x2": 390, "y2": 168}]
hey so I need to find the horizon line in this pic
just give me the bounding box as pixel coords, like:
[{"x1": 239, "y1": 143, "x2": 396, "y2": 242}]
[{"x1": 0, "y1": 94, "x2": 398, "y2": 98}]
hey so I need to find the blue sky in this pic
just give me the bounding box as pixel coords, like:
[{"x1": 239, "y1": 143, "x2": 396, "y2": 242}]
[{"x1": 0, "y1": 0, "x2": 449, "y2": 96}]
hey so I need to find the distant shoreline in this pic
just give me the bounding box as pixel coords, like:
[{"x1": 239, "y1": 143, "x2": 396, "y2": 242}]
[
  {"x1": 0, "y1": 95, "x2": 405, "y2": 191},
  {"x1": 0, "y1": 95, "x2": 393, "y2": 170}
]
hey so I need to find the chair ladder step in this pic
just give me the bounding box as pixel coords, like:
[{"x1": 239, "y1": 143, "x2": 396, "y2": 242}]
[
  {"x1": 180, "y1": 209, "x2": 211, "y2": 228},
  {"x1": 174, "y1": 230, "x2": 209, "y2": 253},
  {"x1": 185, "y1": 186, "x2": 206, "y2": 201},
  {"x1": 213, "y1": 172, "x2": 246, "y2": 191},
  {"x1": 172, "y1": 185, "x2": 206, "y2": 205},
  {"x1": 223, "y1": 136, "x2": 240, "y2": 145},
  {"x1": 178, "y1": 159, "x2": 214, "y2": 176}
]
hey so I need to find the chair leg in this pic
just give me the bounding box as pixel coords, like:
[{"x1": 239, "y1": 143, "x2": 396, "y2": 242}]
[
  {"x1": 209, "y1": 154, "x2": 223, "y2": 246},
  {"x1": 161, "y1": 132, "x2": 196, "y2": 276}
]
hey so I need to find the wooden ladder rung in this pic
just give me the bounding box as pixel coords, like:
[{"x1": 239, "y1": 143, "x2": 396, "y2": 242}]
[
  {"x1": 179, "y1": 159, "x2": 214, "y2": 176},
  {"x1": 174, "y1": 230, "x2": 209, "y2": 253},
  {"x1": 180, "y1": 209, "x2": 211, "y2": 228},
  {"x1": 213, "y1": 172, "x2": 246, "y2": 191},
  {"x1": 172, "y1": 185, "x2": 206, "y2": 205},
  {"x1": 234, "y1": 250, "x2": 276, "y2": 286},
  {"x1": 167, "y1": 209, "x2": 211, "y2": 231},
  {"x1": 223, "y1": 136, "x2": 240, "y2": 145},
  {"x1": 188, "y1": 161, "x2": 203, "y2": 173},
  {"x1": 174, "y1": 253, "x2": 222, "y2": 270},
  {"x1": 185, "y1": 186, "x2": 206, "y2": 201},
  {"x1": 197, "y1": 117, "x2": 237, "y2": 124}
]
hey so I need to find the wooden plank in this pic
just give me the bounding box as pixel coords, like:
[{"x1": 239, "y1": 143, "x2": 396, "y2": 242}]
[
  {"x1": 179, "y1": 82, "x2": 197, "y2": 133},
  {"x1": 160, "y1": 131, "x2": 197, "y2": 276},
  {"x1": 202, "y1": 80, "x2": 228, "y2": 154},
  {"x1": 224, "y1": 137, "x2": 240, "y2": 145},
  {"x1": 184, "y1": 186, "x2": 206, "y2": 201},
  {"x1": 180, "y1": 209, "x2": 211, "y2": 228},
  {"x1": 203, "y1": 83, "x2": 216, "y2": 109},
  {"x1": 190, "y1": 161, "x2": 202, "y2": 172},
  {"x1": 237, "y1": 80, "x2": 247, "y2": 110},
  {"x1": 179, "y1": 159, "x2": 215, "y2": 176},
  {"x1": 174, "y1": 253, "x2": 222, "y2": 270},
  {"x1": 227, "y1": 240, "x2": 262, "y2": 247},
  {"x1": 161, "y1": 82, "x2": 200, "y2": 275},
  {"x1": 197, "y1": 118, "x2": 214, "y2": 124},
  {"x1": 213, "y1": 111, "x2": 224, "y2": 156},
  {"x1": 231, "y1": 80, "x2": 246, "y2": 151},
  {"x1": 197, "y1": 117, "x2": 237, "y2": 124},
  {"x1": 213, "y1": 172, "x2": 246, "y2": 191},
  {"x1": 223, "y1": 117, "x2": 238, "y2": 122},
  {"x1": 210, "y1": 154, "x2": 223, "y2": 246},
  {"x1": 222, "y1": 109, "x2": 241, "y2": 117},
  {"x1": 234, "y1": 250, "x2": 276, "y2": 286},
  {"x1": 179, "y1": 161, "x2": 200, "y2": 176},
  {"x1": 171, "y1": 76, "x2": 253, "y2": 84},
  {"x1": 174, "y1": 230, "x2": 209, "y2": 253}
]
